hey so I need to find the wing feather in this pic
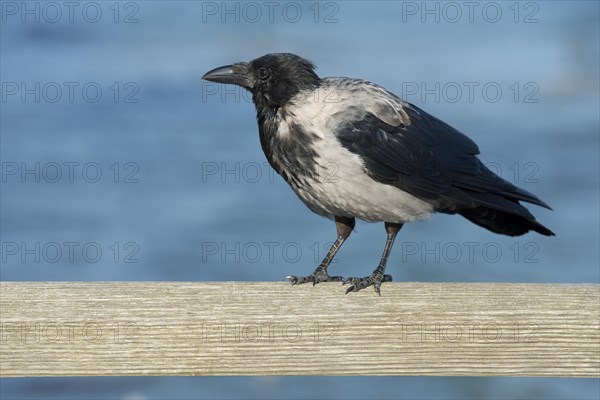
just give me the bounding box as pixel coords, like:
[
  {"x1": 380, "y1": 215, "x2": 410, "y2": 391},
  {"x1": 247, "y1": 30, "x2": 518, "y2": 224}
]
[{"x1": 334, "y1": 101, "x2": 552, "y2": 214}]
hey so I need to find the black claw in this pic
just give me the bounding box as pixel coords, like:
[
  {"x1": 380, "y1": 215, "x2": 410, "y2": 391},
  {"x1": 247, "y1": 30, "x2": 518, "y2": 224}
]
[
  {"x1": 374, "y1": 284, "x2": 381, "y2": 296},
  {"x1": 343, "y1": 270, "x2": 392, "y2": 295}
]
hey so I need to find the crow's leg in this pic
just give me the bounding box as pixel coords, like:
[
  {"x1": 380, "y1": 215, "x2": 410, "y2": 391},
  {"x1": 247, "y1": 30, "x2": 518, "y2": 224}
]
[
  {"x1": 286, "y1": 216, "x2": 355, "y2": 286},
  {"x1": 344, "y1": 222, "x2": 403, "y2": 295}
]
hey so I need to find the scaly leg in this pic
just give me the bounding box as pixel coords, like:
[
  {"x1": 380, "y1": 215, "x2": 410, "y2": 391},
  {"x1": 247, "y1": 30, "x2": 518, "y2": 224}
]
[
  {"x1": 344, "y1": 222, "x2": 403, "y2": 295},
  {"x1": 286, "y1": 216, "x2": 355, "y2": 285}
]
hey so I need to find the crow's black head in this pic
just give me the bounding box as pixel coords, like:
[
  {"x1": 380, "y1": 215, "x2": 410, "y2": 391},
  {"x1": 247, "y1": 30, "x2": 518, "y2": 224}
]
[{"x1": 203, "y1": 53, "x2": 321, "y2": 108}]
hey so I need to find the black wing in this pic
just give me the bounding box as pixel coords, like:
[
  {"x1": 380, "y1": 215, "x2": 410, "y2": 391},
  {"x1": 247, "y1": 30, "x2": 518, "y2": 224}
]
[{"x1": 335, "y1": 103, "x2": 554, "y2": 236}]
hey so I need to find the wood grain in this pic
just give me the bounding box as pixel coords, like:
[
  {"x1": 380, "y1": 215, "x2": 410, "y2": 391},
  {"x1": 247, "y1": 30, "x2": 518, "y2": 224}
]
[{"x1": 1, "y1": 282, "x2": 598, "y2": 377}]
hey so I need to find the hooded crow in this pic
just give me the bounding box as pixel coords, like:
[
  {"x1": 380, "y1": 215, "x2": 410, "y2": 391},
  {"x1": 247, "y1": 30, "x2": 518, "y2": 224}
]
[{"x1": 203, "y1": 53, "x2": 554, "y2": 295}]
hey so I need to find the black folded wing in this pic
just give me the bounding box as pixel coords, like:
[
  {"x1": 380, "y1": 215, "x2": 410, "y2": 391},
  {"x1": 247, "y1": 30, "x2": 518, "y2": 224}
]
[{"x1": 335, "y1": 103, "x2": 554, "y2": 236}]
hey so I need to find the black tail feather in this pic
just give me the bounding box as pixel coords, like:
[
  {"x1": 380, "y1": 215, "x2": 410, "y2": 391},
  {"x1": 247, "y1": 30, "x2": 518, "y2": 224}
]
[{"x1": 459, "y1": 207, "x2": 555, "y2": 237}]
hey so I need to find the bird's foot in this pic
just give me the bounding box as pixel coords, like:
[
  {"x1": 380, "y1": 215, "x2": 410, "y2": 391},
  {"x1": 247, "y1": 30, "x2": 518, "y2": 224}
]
[
  {"x1": 343, "y1": 270, "x2": 392, "y2": 296},
  {"x1": 286, "y1": 266, "x2": 343, "y2": 286}
]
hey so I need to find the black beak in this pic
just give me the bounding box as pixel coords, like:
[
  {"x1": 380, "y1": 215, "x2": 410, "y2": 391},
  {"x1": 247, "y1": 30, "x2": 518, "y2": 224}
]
[{"x1": 202, "y1": 62, "x2": 251, "y2": 89}]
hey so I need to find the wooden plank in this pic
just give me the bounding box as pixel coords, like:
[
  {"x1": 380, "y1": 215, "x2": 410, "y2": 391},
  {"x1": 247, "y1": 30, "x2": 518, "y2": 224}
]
[{"x1": 0, "y1": 282, "x2": 598, "y2": 377}]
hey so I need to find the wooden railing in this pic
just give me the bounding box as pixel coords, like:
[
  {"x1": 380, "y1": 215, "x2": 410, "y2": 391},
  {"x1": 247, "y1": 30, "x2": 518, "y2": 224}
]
[{"x1": 1, "y1": 282, "x2": 598, "y2": 377}]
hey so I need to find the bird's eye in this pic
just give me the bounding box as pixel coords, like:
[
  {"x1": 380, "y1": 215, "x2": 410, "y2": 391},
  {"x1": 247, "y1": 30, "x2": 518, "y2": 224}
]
[{"x1": 257, "y1": 67, "x2": 270, "y2": 80}]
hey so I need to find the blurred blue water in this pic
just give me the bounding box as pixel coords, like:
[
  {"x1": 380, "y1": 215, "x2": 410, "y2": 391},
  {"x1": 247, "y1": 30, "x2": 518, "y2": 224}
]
[{"x1": 1, "y1": 1, "x2": 598, "y2": 399}]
